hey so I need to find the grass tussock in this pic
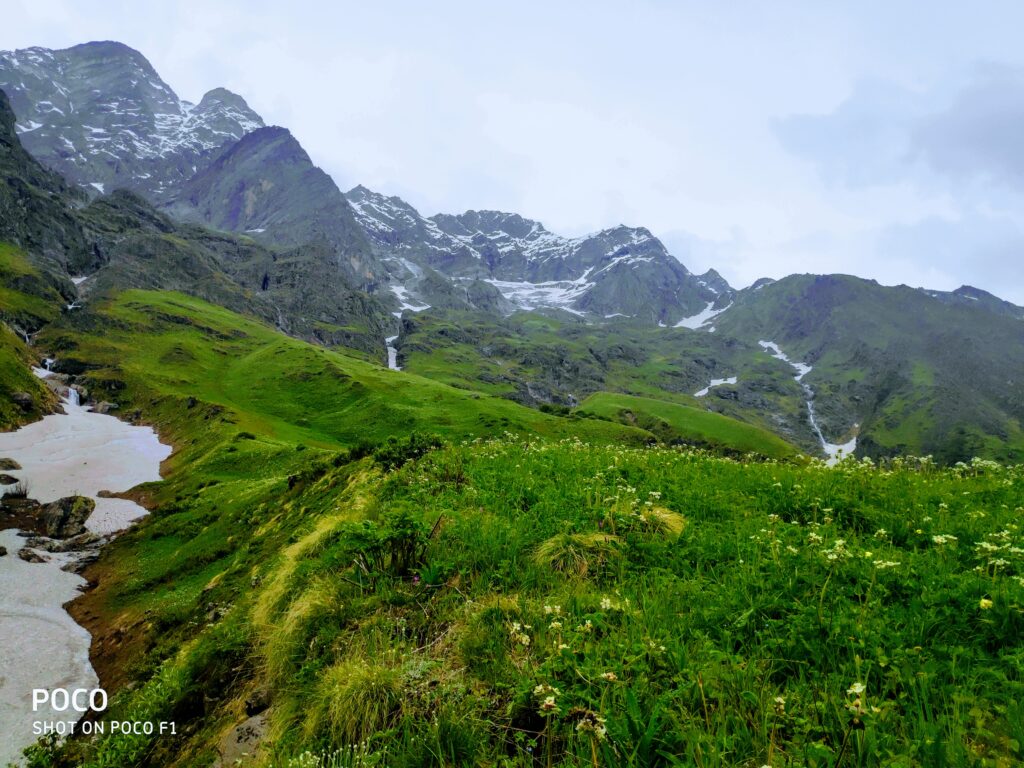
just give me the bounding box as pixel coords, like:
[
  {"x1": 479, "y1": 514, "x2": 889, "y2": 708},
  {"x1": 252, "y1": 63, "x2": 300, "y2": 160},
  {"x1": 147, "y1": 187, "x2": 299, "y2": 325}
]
[
  {"x1": 533, "y1": 532, "x2": 623, "y2": 577},
  {"x1": 311, "y1": 660, "x2": 403, "y2": 747}
]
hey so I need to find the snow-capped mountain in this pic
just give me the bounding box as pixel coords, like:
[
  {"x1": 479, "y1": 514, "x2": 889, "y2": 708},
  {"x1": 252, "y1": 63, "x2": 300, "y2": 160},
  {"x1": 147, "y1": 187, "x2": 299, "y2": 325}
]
[
  {"x1": 347, "y1": 185, "x2": 731, "y2": 324},
  {"x1": 0, "y1": 41, "x2": 263, "y2": 199},
  {"x1": 0, "y1": 41, "x2": 731, "y2": 325}
]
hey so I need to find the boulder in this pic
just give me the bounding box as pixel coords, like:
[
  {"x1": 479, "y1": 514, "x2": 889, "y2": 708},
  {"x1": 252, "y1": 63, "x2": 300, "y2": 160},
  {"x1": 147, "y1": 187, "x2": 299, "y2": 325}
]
[
  {"x1": 0, "y1": 458, "x2": 21, "y2": 470},
  {"x1": 93, "y1": 401, "x2": 119, "y2": 414},
  {"x1": 11, "y1": 392, "x2": 33, "y2": 411},
  {"x1": 244, "y1": 687, "x2": 271, "y2": 717},
  {"x1": 41, "y1": 496, "x2": 95, "y2": 538},
  {"x1": 0, "y1": 474, "x2": 19, "y2": 485},
  {"x1": 62, "y1": 550, "x2": 100, "y2": 573},
  {"x1": 213, "y1": 711, "x2": 268, "y2": 767},
  {"x1": 17, "y1": 547, "x2": 47, "y2": 563}
]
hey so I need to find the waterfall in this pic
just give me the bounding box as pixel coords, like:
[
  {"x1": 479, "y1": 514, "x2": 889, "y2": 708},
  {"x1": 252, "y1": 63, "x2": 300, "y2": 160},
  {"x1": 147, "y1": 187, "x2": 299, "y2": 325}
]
[
  {"x1": 44, "y1": 358, "x2": 54, "y2": 371},
  {"x1": 385, "y1": 335, "x2": 401, "y2": 371},
  {"x1": 66, "y1": 387, "x2": 80, "y2": 406},
  {"x1": 759, "y1": 340, "x2": 857, "y2": 464}
]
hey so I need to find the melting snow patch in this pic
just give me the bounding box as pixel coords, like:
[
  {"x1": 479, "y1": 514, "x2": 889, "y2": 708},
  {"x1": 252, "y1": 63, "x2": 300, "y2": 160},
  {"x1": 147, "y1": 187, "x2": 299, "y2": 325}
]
[
  {"x1": 485, "y1": 272, "x2": 593, "y2": 315},
  {"x1": 674, "y1": 301, "x2": 732, "y2": 329},
  {"x1": 391, "y1": 285, "x2": 430, "y2": 314},
  {"x1": 89, "y1": 182, "x2": 105, "y2": 193},
  {"x1": 70, "y1": 276, "x2": 88, "y2": 286},
  {"x1": 694, "y1": 376, "x2": 737, "y2": 397},
  {"x1": 759, "y1": 340, "x2": 811, "y2": 380}
]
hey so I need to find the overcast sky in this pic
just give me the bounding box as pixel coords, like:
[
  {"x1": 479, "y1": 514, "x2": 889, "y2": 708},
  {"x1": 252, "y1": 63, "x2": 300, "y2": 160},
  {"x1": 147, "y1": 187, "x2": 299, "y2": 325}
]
[{"x1": 5, "y1": 1, "x2": 1024, "y2": 303}]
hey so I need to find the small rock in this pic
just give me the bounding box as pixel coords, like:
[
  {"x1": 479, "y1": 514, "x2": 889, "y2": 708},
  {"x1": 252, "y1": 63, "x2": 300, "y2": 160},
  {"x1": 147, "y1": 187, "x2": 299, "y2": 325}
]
[
  {"x1": 0, "y1": 458, "x2": 21, "y2": 470},
  {"x1": 24, "y1": 537, "x2": 57, "y2": 551},
  {"x1": 42, "y1": 496, "x2": 95, "y2": 538},
  {"x1": 244, "y1": 687, "x2": 271, "y2": 716},
  {"x1": 62, "y1": 550, "x2": 100, "y2": 573},
  {"x1": 0, "y1": 474, "x2": 19, "y2": 485},
  {"x1": 0, "y1": 545, "x2": 7, "y2": 556},
  {"x1": 25, "y1": 531, "x2": 100, "y2": 552},
  {"x1": 11, "y1": 392, "x2": 33, "y2": 411},
  {"x1": 214, "y1": 712, "x2": 268, "y2": 768},
  {"x1": 64, "y1": 531, "x2": 102, "y2": 550},
  {"x1": 17, "y1": 548, "x2": 47, "y2": 563},
  {"x1": 94, "y1": 401, "x2": 119, "y2": 414}
]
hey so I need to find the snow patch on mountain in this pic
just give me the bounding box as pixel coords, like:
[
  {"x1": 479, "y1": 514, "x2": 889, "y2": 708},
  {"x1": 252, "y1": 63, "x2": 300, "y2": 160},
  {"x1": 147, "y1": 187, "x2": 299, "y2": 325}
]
[
  {"x1": 675, "y1": 301, "x2": 732, "y2": 329},
  {"x1": 391, "y1": 285, "x2": 430, "y2": 317},
  {"x1": 484, "y1": 276, "x2": 592, "y2": 316},
  {"x1": 694, "y1": 376, "x2": 737, "y2": 397},
  {"x1": 346, "y1": 186, "x2": 730, "y2": 320}
]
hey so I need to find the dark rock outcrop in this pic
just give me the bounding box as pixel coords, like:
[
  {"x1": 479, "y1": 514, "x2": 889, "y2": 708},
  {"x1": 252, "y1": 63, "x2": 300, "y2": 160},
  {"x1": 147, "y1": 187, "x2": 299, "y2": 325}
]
[
  {"x1": 41, "y1": 495, "x2": 94, "y2": 538},
  {"x1": 17, "y1": 547, "x2": 46, "y2": 563}
]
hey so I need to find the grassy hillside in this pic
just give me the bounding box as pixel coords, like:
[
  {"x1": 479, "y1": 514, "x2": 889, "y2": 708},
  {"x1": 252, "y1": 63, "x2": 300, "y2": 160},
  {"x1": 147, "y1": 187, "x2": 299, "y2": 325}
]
[
  {"x1": 42, "y1": 290, "x2": 652, "y2": 450},
  {"x1": 0, "y1": 323, "x2": 55, "y2": 429},
  {"x1": 398, "y1": 310, "x2": 821, "y2": 453},
  {"x1": 0, "y1": 242, "x2": 66, "y2": 330},
  {"x1": 0, "y1": 243, "x2": 62, "y2": 427},
  {"x1": 29, "y1": 430, "x2": 1024, "y2": 767},
  {"x1": 717, "y1": 274, "x2": 1024, "y2": 463},
  {"x1": 577, "y1": 392, "x2": 798, "y2": 460}
]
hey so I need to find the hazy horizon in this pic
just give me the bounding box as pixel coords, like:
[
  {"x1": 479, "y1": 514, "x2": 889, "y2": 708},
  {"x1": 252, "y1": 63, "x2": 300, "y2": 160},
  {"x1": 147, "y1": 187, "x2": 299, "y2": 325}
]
[{"x1": 5, "y1": 1, "x2": 1024, "y2": 303}]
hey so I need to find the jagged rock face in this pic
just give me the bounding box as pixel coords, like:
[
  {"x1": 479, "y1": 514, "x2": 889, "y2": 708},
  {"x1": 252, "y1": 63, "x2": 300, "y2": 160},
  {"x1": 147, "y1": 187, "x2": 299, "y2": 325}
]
[
  {"x1": 347, "y1": 185, "x2": 730, "y2": 324},
  {"x1": 0, "y1": 42, "x2": 263, "y2": 199}
]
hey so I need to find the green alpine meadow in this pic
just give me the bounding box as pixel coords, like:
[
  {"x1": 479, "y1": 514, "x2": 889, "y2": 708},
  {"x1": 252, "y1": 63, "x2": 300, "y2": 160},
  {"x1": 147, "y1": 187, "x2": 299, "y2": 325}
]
[{"x1": 1, "y1": 13, "x2": 1024, "y2": 768}]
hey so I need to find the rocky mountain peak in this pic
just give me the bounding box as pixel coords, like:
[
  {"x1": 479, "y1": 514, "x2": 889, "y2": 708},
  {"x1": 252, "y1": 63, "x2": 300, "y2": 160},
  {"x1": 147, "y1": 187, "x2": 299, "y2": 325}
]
[
  {"x1": 196, "y1": 86, "x2": 254, "y2": 112},
  {"x1": 0, "y1": 41, "x2": 264, "y2": 200}
]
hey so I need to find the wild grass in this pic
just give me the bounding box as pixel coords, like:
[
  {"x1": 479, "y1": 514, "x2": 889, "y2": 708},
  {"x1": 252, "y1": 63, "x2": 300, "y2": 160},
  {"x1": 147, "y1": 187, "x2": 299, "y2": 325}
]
[
  {"x1": 244, "y1": 445, "x2": 1023, "y2": 767},
  {"x1": 311, "y1": 660, "x2": 403, "y2": 747},
  {"x1": 2, "y1": 478, "x2": 29, "y2": 498},
  {"x1": 534, "y1": 532, "x2": 623, "y2": 578}
]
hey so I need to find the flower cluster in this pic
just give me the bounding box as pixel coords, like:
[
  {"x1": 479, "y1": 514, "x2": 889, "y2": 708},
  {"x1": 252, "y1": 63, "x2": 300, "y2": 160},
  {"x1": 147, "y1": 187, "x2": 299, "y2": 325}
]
[
  {"x1": 533, "y1": 683, "x2": 560, "y2": 715},
  {"x1": 509, "y1": 621, "x2": 531, "y2": 647}
]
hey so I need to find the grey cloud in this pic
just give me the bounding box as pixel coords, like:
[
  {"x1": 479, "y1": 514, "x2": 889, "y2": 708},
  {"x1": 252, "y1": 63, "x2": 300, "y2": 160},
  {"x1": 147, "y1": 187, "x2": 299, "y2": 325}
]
[
  {"x1": 914, "y1": 65, "x2": 1024, "y2": 187},
  {"x1": 775, "y1": 64, "x2": 1024, "y2": 196},
  {"x1": 773, "y1": 78, "x2": 925, "y2": 187}
]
